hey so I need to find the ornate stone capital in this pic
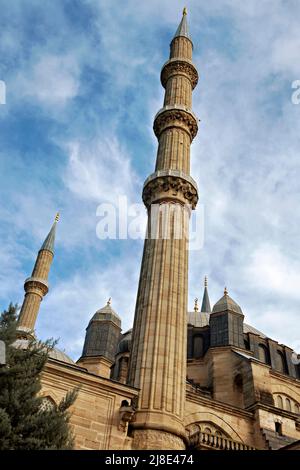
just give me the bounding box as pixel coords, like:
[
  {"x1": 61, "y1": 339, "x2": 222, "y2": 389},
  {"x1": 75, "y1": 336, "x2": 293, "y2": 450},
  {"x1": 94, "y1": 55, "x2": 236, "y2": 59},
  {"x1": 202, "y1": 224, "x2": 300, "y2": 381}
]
[
  {"x1": 132, "y1": 429, "x2": 185, "y2": 450},
  {"x1": 24, "y1": 277, "x2": 49, "y2": 296},
  {"x1": 142, "y1": 170, "x2": 198, "y2": 209},
  {"x1": 161, "y1": 58, "x2": 198, "y2": 89},
  {"x1": 153, "y1": 106, "x2": 198, "y2": 140}
]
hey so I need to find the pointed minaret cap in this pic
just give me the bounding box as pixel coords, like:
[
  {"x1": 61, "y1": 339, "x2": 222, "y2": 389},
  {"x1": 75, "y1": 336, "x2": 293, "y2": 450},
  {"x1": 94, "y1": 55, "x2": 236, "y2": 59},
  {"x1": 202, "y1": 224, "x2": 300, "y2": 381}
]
[
  {"x1": 40, "y1": 213, "x2": 59, "y2": 255},
  {"x1": 173, "y1": 7, "x2": 191, "y2": 41},
  {"x1": 201, "y1": 276, "x2": 211, "y2": 313}
]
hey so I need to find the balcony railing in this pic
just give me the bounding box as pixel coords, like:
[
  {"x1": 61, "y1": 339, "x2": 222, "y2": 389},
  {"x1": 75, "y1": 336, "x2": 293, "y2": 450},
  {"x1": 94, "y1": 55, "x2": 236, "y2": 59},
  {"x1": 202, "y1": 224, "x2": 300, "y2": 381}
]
[{"x1": 189, "y1": 431, "x2": 255, "y2": 450}]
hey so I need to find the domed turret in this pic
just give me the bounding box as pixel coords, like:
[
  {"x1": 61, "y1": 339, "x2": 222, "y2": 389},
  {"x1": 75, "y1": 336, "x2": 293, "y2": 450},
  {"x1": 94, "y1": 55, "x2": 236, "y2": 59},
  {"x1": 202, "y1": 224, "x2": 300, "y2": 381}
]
[
  {"x1": 87, "y1": 299, "x2": 121, "y2": 329},
  {"x1": 77, "y1": 298, "x2": 122, "y2": 378},
  {"x1": 210, "y1": 288, "x2": 245, "y2": 349},
  {"x1": 212, "y1": 287, "x2": 243, "y2": 315}
]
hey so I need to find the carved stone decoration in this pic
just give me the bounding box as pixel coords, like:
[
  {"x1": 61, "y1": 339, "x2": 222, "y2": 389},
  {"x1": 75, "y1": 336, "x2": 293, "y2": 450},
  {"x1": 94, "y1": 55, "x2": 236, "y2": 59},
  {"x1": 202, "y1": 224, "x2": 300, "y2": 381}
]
[
  {"x1": 24, "y1": 277, "x2": 49, "y2": 296},
  {"x1": 132, "y1": 429, "x2": 185, "y2": 450},
  {"x1": 153, "y1": 106, "x2": 198, "y2": 140},
  {"x1": 161, "y1": 59, "x2": 199, "y2": 89},
  {"x1": 119, "y1": 404, "x2": 135, "y2": 433},
  {"x1": 142, "y1": 171, "x2": 198, "y2": 209}
]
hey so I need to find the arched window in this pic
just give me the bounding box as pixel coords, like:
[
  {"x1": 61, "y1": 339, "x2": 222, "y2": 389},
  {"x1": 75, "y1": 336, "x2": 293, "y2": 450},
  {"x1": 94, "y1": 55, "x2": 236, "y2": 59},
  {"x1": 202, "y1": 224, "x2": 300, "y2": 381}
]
[
  {"x1": 294, "y1": 403, "x2": 299, "y2": 414},
  {"x1": 277, "y1": 395, "x2": 283, "y2": 409},
  {"x1": 193, "y1": 335, "x2": 204, "y2": 359},
  {"x1": 234, "y1": 374, "x2": 243, "y2": 393},
  {"x1": 277, "y1": 350, "x2": 288, "y2": 374},
  {"x1": 285, "y1": 398, "x2": 291, "y2": 412},
  {"x1": 204, "y1": 427, "x2": 212, "y2": 434},
  {"x1": 275, "y1": 422, "x2": 282, "y2": 435},
  {"x1": 258, "y1": 344, "x2": 271, "y2": 365},
  {"x1": 39, "y1": 396, "x2": 55, "y2": 413}
]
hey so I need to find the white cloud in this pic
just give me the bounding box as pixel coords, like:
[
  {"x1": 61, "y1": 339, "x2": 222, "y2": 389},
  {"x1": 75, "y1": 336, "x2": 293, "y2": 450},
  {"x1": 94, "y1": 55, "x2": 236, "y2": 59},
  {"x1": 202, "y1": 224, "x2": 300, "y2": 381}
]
[
  {"x1": 245, "y1": 244, "x2": 300, "y2": 299},
  {"x1": 19, "y1": 54, "x2": 80, "y2": 106},
  {"x1": 63, "y1": 137, "x2": 141, "y2": 205}
]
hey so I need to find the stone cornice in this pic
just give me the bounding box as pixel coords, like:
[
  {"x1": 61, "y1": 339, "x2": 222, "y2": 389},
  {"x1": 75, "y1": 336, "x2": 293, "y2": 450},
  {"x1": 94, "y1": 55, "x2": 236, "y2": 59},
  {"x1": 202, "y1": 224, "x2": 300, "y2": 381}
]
[
  {"x1": 246, "y1": 401, "x2": 300, "y2": 420},
  {"x1": 153, "y1": 105, "x2": 198, "y2": 140},
  {"x1": 142, "y1": 170, "x2": 198, "y2": 209},
  {"x1": 186, "y1": 390, "x2": 255, "y2": 420},
  {"x1": 43, "y1": 358, "x2": 139, "y2": 398},
  {"x1": 161, "y1": 58, "x2": 198, "y2": 89},
  {"x1": 270, "y1": 369, "x2": 300, "y2": 386}
]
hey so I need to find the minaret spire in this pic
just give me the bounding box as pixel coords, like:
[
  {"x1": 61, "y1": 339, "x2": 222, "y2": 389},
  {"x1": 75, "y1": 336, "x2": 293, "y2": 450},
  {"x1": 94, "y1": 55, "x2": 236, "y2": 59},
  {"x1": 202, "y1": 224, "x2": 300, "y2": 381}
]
[
  {"x1": 128, "y1": 10, "x2": 199, "y2": 450},
  {"x1": 173, "y1": 7, "x2": 191, "y2": 41},
  {"x1": 40, "y1": 212, "x2": 59, "y2": 255},
  {"x1": 201, "y1": 276, "x2": 211, "y2": 313},
  {"x1": 17, "y1": 214, "x2": 59, "y2": 336}
]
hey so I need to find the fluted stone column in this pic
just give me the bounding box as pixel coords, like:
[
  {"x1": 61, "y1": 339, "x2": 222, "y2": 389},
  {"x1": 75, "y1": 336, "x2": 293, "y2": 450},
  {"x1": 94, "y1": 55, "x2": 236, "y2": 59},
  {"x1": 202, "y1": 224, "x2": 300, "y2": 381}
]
[{"x1": 128, "y1": 10, "x2": 199, "y2": 450}]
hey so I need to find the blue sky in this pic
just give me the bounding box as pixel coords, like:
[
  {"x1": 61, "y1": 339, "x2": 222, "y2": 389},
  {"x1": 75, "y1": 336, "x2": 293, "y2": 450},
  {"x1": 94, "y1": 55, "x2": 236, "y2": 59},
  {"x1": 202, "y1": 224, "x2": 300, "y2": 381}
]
[{"x1": 1, "y1": 0, "x2": 300, "y2": 359}]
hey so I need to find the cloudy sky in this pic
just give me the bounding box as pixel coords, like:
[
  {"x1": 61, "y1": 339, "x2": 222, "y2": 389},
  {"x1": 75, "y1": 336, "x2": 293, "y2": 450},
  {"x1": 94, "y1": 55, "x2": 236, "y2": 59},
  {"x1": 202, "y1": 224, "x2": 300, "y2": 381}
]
[{"x1": 0, "y1": 0, "x2": 300, "y2": 359}]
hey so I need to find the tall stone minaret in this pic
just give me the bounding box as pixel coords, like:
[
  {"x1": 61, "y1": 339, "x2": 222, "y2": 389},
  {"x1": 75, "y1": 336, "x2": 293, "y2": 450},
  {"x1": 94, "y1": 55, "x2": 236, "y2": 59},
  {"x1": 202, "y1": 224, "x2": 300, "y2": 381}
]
[
  {"x1": 128, "y1": 9, "x2": 199, "y2": 450},
  {"x1": 17, "y1": 214, "x2": 59, "y2": 337}
]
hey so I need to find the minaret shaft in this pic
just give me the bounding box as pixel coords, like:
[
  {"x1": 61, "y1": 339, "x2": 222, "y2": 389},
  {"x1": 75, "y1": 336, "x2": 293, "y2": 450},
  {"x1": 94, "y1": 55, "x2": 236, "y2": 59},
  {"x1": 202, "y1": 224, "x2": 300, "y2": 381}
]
[
  {"x1": 18, "y1": 217, "x2": 58, "y2": 335},
  {"x1": 128, "y1": 11, "x2": 199, "y2": 450}
]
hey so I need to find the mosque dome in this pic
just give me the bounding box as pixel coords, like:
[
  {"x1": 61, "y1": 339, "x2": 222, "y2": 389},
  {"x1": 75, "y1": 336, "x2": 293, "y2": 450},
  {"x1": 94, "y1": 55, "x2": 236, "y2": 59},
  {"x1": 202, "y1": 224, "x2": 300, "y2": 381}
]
[
  {"x1": 12, "y1": 339, "x2": 75, "y2": 365},
  {"x1": 212, "y1": 288, "x2": 243, "y2": 315},
  {"x1": 88, "y1": 298, "x2": 121, "y2": 329},
  {"x1": 117, "y1": 329, "x2": 132, "y2": 354}
]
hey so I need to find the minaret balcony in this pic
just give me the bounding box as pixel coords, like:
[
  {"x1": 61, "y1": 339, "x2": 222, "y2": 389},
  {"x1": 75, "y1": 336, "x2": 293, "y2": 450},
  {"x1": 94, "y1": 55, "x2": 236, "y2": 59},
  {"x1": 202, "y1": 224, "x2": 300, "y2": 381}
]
[
  {"x1": 24, "y1": 277, "x2": 49, "y2": 296},
  {"x1": 161, "y1": 58, "x2": 198, "y2": 89},
  {"x1": 153, "y1": 105, "x2": 198, "y2": 140},
  {"x1": 142, "y1": 169, "x2": 198, "y2": 209}
]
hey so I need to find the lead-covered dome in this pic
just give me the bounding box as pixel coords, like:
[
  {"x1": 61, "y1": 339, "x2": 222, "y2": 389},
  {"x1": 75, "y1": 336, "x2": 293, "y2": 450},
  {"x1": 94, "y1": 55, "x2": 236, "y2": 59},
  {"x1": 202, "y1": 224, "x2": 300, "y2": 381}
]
[
  {"x1": 212, "y1": 289, "x2": 243, "y2": 315},
  {"x1": 88, "y1": 299, "x2": 121, "y2": 328},
  {"x1": 13, "y1": 339, "x2": 75, "y2": 365},
  {"x1": 117, "y1": 329, "x2": 132, "y2": 354}
]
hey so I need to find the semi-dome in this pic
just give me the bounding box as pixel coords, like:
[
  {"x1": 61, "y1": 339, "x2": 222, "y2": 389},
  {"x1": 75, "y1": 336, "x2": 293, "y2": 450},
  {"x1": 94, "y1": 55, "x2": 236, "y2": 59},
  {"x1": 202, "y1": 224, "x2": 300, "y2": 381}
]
[
  {"x1": 117, "y1": 329, "x2": 132, "y2": 354},
  {"x1": 88, "y1": 298, "x2": 121, "y2": 328},
  {"x1": 212, "y1": 288, "x2": 243, "y2": 315}
]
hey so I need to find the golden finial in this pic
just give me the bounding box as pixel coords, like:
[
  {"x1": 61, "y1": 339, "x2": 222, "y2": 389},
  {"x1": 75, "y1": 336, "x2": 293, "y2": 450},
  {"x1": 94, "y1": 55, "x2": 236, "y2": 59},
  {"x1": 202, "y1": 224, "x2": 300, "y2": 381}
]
[
  {"x1": 183, "y1": 7, "x2": 187, "y2": 15},
  {"x1": 107, "y1": 297, "x2": 112, "y2": 306},
  {"x1": 194, "y1": 298, "x2": 199, "y2": 312},
  {"x1": 224, "y1": 287, "x2": 228, "y2": 296},
  {"x1": 55, "y1": 212, "x2": 60, "y2": 222},
  {"x1": 204, "y1": 276, "x2": 208, "y2": 288}
]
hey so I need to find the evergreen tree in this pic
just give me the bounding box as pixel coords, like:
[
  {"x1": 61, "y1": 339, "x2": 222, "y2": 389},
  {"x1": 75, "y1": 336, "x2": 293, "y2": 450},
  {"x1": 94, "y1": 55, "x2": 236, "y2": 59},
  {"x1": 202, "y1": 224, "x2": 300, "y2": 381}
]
[{"x1": 0, "y1": 303, "x2": 78, "y2": 450}]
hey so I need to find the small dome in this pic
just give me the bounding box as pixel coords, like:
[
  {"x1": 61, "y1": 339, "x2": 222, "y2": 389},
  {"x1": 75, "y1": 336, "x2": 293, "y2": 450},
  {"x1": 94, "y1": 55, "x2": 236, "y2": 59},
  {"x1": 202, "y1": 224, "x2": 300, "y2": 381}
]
[
  {"x1": 212, "y1": 291, "x2": 243, "y2": 315},
  {"x1": 117, "y1": 329, "x2": 132, "y2": 354},
  {"x1": 12, "y1": 339, "x2": 74, "y2": 365},
  {"x1": 89, "y1": 300, "x2": 121, "y2": 328},
  {"x1": 49, "y1": 348, "x2": 74, "y2": 364},
  {"x1": 187, "y1": 311, "x2": 210, "y2": 327}
]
